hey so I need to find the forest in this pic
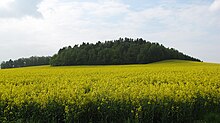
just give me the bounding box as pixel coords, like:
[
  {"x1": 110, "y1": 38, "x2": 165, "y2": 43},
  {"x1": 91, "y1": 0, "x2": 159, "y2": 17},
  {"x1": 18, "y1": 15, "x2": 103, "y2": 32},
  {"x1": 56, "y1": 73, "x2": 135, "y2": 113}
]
[
  {"x1": 50, "y1": 38, "x2": 200, "y2": 66},
  {"x1": 1, "y1": 38, "x2": 200, "y2": 69},
  {"x1": 0, "y1": 56, "x2": 51, "y2": 69}
]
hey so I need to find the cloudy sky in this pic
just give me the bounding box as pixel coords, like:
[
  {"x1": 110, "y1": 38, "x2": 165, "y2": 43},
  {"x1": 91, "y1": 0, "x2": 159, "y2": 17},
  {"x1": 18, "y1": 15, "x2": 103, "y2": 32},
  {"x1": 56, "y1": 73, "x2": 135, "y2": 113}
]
[{"x1": 0, "y1": 0, "x2": 220, "y2": 63}]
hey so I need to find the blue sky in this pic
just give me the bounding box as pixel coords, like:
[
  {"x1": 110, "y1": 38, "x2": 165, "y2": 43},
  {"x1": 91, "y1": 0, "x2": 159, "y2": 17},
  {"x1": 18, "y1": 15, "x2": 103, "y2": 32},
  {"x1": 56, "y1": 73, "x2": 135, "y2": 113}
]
[{"x1": 0, "y1": 0, "x2": 220, "y2": 63}]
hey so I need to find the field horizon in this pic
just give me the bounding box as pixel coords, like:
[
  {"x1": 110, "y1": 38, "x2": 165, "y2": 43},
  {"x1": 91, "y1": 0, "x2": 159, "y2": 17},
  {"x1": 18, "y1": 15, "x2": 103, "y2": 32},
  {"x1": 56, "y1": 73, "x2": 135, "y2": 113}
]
[{"x1": 1, "y1": 59, "x2": 219, "y2": 70}]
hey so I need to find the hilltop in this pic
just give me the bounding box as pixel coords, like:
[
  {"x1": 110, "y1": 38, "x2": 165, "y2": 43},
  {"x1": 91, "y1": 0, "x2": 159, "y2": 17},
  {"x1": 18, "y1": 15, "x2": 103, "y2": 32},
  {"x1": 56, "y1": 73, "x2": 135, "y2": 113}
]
[{"x1": 50, "y1": 38, "x2": 200, "y2": 66}]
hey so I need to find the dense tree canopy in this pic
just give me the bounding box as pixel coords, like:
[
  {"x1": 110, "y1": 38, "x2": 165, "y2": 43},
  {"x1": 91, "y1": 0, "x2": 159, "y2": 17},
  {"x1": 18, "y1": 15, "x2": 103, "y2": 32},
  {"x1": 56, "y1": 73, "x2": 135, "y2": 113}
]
[
  {"x1": 1, "y1": 56, "x2": 51, "y2": 69},
  {"x1": 50, "y1": 38, "x2": 200, "y2": 66}
]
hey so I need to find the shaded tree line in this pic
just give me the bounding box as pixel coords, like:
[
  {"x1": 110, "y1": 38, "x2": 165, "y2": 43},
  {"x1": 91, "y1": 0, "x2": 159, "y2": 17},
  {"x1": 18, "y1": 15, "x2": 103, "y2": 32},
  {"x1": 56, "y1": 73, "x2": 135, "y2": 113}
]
[
  {"x1": 50, "y1": 38, "x2": 200, "y2": 66},
  {"x1": 1, "y1": 56, "x2": 51, "y2": 69}
]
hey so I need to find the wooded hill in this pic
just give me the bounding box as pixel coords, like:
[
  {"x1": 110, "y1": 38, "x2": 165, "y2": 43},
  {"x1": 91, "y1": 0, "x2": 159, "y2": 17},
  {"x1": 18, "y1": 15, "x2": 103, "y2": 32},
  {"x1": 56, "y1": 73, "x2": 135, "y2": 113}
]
[
  {"x1": 50, "y1": 38, "x2": 200, "y2": 66},
  {"x1": 0, "y1": 38, "x2": 201, "y2": 69}
]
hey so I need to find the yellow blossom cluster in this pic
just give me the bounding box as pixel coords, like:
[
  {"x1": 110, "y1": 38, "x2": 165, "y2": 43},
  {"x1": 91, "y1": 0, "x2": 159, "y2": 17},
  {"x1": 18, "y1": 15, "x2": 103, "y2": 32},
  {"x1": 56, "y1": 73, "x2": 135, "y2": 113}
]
[{"x1": 0, "y1": 60, "x2": 220, "y2": 122}]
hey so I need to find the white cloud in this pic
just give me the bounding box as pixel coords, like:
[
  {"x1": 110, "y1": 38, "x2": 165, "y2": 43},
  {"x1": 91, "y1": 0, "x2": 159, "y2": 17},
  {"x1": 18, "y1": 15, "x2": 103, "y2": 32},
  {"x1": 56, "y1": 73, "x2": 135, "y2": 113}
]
[
  {"x1": 210, "y1": 0, "x2": 220, "y2": 11},
  {"x1": 0, "y1": 0, "x2": 42, "y2": 18},
  {"x1": 0, "y1": 0, "x2": 14, "y2": 9},
  {"x1": 0, "y1": 0, "x2": 220, "y2": 63},
  {"x1": 0, "y1": 0, "x2": 131, "y2": 61}
]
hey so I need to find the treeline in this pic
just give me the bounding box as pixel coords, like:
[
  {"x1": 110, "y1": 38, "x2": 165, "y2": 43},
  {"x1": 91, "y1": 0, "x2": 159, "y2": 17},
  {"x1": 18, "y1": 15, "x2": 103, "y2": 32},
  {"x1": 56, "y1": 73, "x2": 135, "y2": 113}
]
[
  {"x1": 50, "y1": 38, "x2": 200, "y2": 66},
  {"x1": 1, "y1": 56, "x2": 51, "y2": 69}
]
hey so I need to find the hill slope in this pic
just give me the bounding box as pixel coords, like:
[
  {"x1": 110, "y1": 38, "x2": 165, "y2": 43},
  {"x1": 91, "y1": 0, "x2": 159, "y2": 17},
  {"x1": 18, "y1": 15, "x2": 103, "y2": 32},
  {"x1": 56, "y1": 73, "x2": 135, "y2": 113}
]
[{"x1": 0, "y1": 59, "x2": 206, "y2": 70}]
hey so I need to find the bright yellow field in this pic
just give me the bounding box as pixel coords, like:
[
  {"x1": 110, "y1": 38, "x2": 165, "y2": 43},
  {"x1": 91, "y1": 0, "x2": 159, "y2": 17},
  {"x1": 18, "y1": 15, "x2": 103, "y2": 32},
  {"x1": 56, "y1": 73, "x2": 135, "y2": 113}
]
[{"x1": 0, "y1": 60, "x2": 220, "y2": 122}]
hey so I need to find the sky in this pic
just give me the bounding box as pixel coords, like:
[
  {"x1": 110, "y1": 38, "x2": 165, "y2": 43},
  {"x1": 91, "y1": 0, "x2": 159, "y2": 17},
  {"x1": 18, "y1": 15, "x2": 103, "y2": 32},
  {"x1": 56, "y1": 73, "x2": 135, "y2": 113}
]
[{"x1": 0, "y1": 0, "x2": 220, "y2": 63}]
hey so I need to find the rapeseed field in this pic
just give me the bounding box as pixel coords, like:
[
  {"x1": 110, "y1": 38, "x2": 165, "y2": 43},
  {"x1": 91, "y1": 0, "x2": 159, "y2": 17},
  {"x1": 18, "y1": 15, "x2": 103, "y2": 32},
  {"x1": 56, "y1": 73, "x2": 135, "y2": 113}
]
[{"x1": 0, "y1": 60, "x2": 220, "y2": 122}]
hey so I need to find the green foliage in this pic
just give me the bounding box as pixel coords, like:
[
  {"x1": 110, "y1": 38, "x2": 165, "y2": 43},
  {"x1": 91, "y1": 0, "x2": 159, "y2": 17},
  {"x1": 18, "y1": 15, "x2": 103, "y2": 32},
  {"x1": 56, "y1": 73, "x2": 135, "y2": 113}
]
[
  {"x1": 202, "y1": 113, "x2": 220, "y2": 123},
  {"x1": 1, "y1": 56, "x2": 51, "y2": 69},
  {"x1": 50, "y1": 38, "x2": 201, "y2": 66}
]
